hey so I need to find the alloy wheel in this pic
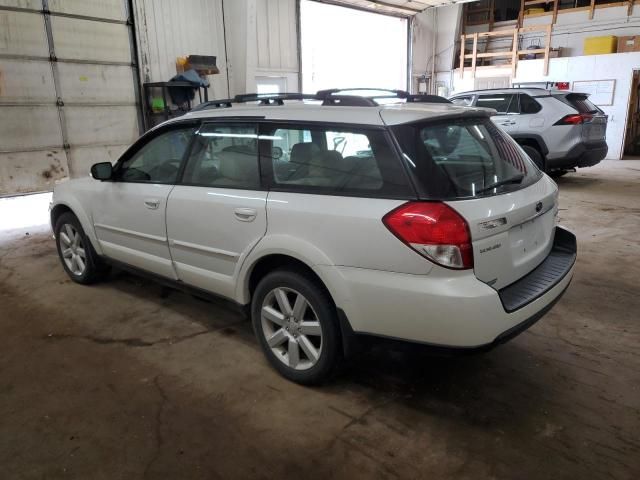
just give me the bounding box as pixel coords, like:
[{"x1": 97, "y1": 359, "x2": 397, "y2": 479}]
[
  {"x1": 261, "y1": 287, "x2": 323, "y2": 371},
  {"x1": 59, "y1": 224, "x2": 87, "y2": 276}
]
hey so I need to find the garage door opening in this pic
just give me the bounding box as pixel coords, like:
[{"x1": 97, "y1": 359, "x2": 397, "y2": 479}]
[{"x1": 300, "y1": 0, "x2": 409, "y2": 93}]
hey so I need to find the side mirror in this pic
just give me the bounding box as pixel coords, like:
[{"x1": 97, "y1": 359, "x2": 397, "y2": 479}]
[{"x1": 90, "y1": 162, "x2": 113, "y2": 181}]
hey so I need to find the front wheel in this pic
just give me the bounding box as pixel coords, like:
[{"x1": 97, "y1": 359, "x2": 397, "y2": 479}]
[
  {"x1": 251, "y1": 269, "x2": 341, "y2": 384},
  {"x1": 55, "y1": 212, "x2": 109, "y2": 284}
]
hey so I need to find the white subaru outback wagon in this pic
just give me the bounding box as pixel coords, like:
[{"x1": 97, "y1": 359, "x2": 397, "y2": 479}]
[{"x1": 50, "y1": 89, "x2": 577, "y2": 384}]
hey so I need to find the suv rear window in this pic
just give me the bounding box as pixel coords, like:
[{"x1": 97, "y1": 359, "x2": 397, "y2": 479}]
[
  {"x1": 392, "y1": 117, "x2": 542, "y2": 200},
  {"x1": 555, "y1": 93, "x2": 601, "y2": 114}
]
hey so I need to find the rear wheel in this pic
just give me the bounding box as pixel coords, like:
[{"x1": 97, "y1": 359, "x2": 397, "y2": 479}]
[
  {"x1": 251, "y1": 269, "x2": 341, "y2": 384},
  {"x1": 55, "y1": 212, "x2": 109, "y2": 284},
  {"x1": 521, "y1": 145, "x2": 545, "y2": 172}
]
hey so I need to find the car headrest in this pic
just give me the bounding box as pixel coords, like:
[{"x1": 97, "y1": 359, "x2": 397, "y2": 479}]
[
  {"x1": 290, "y1": 142, "x2": 321, "y2": 165},
  {"x1": 218, "y1": 150, "x2": 258, "y2": 182}
]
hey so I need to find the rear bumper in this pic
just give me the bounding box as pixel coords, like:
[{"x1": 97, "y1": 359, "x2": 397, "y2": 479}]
[
  {"x1": 321, "y1": 227, "x2": 576, "y2": 349},
  {"x1": 547, "y1": 140, "x2": 607, "y2": 170}
]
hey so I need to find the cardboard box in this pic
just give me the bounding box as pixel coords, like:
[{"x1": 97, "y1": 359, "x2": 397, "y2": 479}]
[
  {"x1": 584, "y1": 36, "x2": 617, "y2": 55},
  {"x1": 617, "y1": 36, "x2": 640, "y2": 53}
]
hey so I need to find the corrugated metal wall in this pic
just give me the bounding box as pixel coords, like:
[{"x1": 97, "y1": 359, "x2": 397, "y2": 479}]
[
  {"x1": 255, "y1": 0, "x2": 298, "y2": 74},
  {"x1": 133, "y1": 0, "x2": 229, "y2": 100},
  {"x1": 0, "y1": 0, "x2": 141, "y2": 195}
]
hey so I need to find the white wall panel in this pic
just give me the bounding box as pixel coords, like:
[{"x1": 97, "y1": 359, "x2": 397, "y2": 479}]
[
  {"x1": 255, "y1": 0, "x2": 298, "y2": 72},
  {"x1": 0, "y1": 59, "x2": 56, "y2": 102},
  {"x1": 0, "y1": 150, "x2": 67, "y2": 194},
  {"x1": 0, "y1": 10, "x2": 48, "y2": 57},
  {"x1": 0, "y1": 106, "x2": 63, "y2": 151},
  {"x1": 57, "y1": 63, "x2": 136, "y2": 104},
  {"x1": 48, "y1": 0, "x2": 127, "y2": 21},
  {"x1": 0, "y1": 0, "x2": 40, "y2": 10},
  {"x1": 51, "y1": 16, "x2": 132, "y2": 63},
  {"x1": 64, "y1": 105, "x2": 139, "y2": 147}
]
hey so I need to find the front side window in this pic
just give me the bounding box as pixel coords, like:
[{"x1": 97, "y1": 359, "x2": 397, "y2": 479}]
[
  {"x1": 476, "y1": 94, "x2": 516, "y2": 114},
  {"x1": 392, "y1": 117, "x2": 542, "y2": 199},
  {"x1": 261, "y1": 124, "x2": 411, "y2": 197},
  {"x1": 181, "y1": 123, "x2": 260, "y2": 189},
  {"x1": 117, "y1": 127, "x2": 194, "y2": 183}
]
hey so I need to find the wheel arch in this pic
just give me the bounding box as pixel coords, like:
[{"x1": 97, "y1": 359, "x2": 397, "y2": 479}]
[
  {"x1": 50, "y1": 199, "x2": 103, "y2": 255},
  {"x1": 511, "y1": 134, "x2": 549, "y2": 156}
]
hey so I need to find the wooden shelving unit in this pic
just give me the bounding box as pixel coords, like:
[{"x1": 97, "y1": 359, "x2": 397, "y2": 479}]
[
  {"x1": 518, "y1": 0, "x2": 559, "y2": 27},
  {"x1": 459, "y1": 25, "x2": 553, "y2": 79}
]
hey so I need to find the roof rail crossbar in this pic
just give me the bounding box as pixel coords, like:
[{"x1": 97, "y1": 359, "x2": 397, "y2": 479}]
[
  {"x1": 407, "y1": 94, "x2": 452, "y2": 104},
  {"x1": 316, "y1": 88, "x2": 410, "y2": 100},
  {"x1": 190, "y1": 99, "x2": 233, "y2": 111},
  {"x1": 320, "y1": 95, "x2": 378, "y2": 107},
  {"x1": 190, "y1": 88, "x2": 453, "y2": 113}
]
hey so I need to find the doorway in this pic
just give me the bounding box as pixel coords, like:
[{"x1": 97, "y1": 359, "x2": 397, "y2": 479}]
[
  {"x1": 623, "y1": 70, "x2": 640, "y2": 159},
  {"x1": 299, "y1": 0, "x2": 409, "y2": 93}
]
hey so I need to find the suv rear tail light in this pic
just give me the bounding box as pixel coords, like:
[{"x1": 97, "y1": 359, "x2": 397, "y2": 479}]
[
  {"x1": 554, "y1": 113, "x2": 593, "y2": 125},
  {"x1": 383, "y1": 202, "x2": 473, "y2": 270}
]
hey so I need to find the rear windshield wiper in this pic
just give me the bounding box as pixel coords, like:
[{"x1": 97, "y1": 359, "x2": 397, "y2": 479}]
[{"x1": 476, "y1": 174, "x2": 524, "y2": 194}]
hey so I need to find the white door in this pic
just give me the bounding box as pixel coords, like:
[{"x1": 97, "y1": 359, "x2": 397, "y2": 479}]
[
  {"x1": 476, "y1": 93, "x2": 520, "y2": 135},
  {"x1": 166, "y1": 123, "x2": 267, "y2": 299},
  {"x1": 92, "y1": 125, "x2": 196, "y2": 278}
]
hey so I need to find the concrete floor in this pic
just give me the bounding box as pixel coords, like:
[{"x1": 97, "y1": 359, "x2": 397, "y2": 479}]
[{"x1": 1, "y1": 160, "x2": 639, "y2": 480}]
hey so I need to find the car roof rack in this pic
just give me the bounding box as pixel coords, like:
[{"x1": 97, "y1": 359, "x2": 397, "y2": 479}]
[{"x1": 190, "y1": 88, "x2": 451, "y2": 112}]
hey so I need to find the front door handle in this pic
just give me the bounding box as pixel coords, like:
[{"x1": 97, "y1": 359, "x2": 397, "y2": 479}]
[
  {"x1": 144, "y1": 198, "x2": 160, "y2": 210},
  {"x1": 234, "y1": 207, "x2": 257, "y2": 222}
]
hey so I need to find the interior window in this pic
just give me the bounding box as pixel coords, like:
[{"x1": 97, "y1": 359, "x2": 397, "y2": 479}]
[
  {"x1": 476, "y1": 94, "x2": 515, "y2": 114},
  {"x1": 182, "y1": 123, "x2": 260, "y2": 189},
  {"x1": 118, "y1": 127, "x2": 194, "y2": 183},
  {"x1": 262, "y1": 124, "x2": 411, "y2": 196},
  {"x1": 519, "y1": 94, "x2": 542, "y2": 114}
]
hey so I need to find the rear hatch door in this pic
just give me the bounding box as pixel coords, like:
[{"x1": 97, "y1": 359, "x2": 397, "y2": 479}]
[
  {"x1": 555, "y1": 92, "x2": 607, "y2": 142},
  {"x1": 386, "y1": 111, "x2": 558, "y2": 290}
]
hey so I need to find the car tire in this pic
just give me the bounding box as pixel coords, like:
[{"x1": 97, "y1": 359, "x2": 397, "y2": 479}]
[
  {"x1": 522, "y1": 145, "x2": 545, "y2": 172},
  {"x1": 251, "y1": 269, "x2": 341, "y2": 385},
  {"x1": 54, "y1": 212, "x2": 110, "y2": 284}
]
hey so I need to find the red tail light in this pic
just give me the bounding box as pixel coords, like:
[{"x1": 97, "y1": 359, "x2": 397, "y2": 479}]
[
  {"x1": 554, "y1": 113, "x2": 593, "y2": 125},
  {"x1": 383, "y1": 202, "x2": 473, "y2": 270}
]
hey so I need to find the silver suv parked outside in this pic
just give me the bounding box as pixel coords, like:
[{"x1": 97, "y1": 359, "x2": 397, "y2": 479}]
[
  {"x1": 449, "y1": 88, "x2": 608, "y2": 174},
  {"x1": 50, "y1": 89, "x2": 577, "y2": 384}
]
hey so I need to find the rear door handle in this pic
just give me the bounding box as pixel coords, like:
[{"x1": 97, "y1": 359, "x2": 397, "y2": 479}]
[
  {"x1": 234, "y1": 207, "x2": 257, "y2": 222},
  {"x1": 499, "y1": 121, "x2": 516, "y2": 126},
  {"x1": 144, "y1": 198, "x2": 160, "y2": 210}
]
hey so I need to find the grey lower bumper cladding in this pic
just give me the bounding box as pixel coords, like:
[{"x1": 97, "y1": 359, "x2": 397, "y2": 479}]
[{"x1": 498, "y1": 227, "x2": 577, "y2": 313}]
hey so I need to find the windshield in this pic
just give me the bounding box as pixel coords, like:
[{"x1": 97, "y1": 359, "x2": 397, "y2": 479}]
[{"x1": 391, "y1": 117, "x2": 542, "y2": 200}]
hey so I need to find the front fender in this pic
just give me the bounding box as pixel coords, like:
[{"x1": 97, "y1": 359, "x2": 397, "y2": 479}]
[{"x1": 51, "y1": 180, "x2": 102, "y2": 255}]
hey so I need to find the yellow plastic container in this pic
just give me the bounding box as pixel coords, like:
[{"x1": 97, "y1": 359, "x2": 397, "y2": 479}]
[{"x1": 584, "y1": 36, "x2": 618, "y2": 55}]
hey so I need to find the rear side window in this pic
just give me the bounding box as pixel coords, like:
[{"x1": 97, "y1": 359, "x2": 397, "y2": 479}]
[
  {"x1": 260, "y1": 124, "x2": 411, "y2": 197},
  {"x1": 181, "y1": 123, "x2": 260, "y2": 189},
  {"x1": 476, "y1": 94, "x2": 516, "y2": 114},
  {"x1": 519, "y1": 94, "x2": 542, "y2": 114},
  {"x1": 392, "y1": 117, "x2": 542, "y2": 200}
]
